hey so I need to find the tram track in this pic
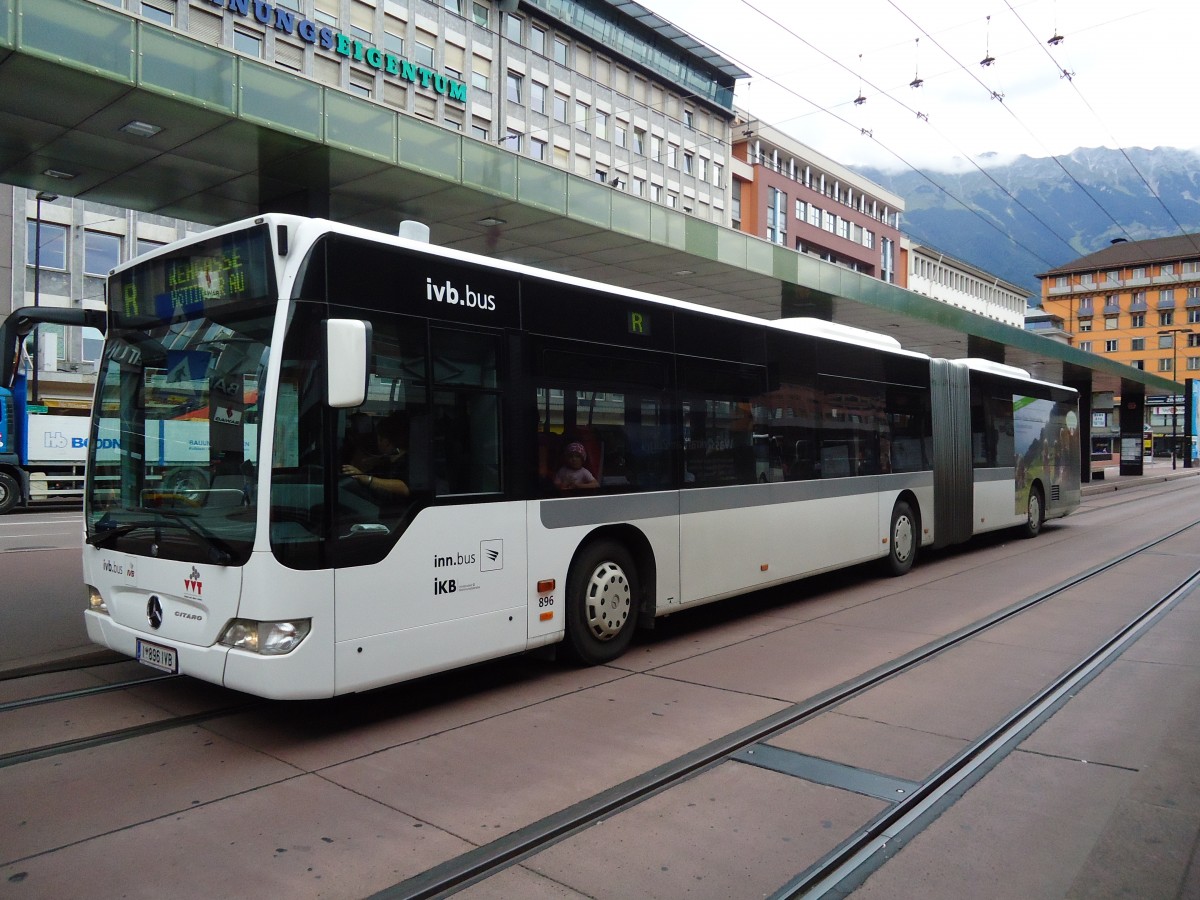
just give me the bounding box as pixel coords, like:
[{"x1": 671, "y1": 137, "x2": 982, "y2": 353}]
[
  {"x1": 0, "y1": 700, "x2": 262, "y2": 770},
  {"x1": 374, "y1": 514, "x2": 1200, "y2": 899},
  {"x1": 0, "y1": 673, "x2": 179, "y2": 713}
]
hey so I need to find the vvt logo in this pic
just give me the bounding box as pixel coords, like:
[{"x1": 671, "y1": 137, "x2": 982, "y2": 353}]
[{"x1": 184, "y1": 566, "x2": 203, "y2": 596}]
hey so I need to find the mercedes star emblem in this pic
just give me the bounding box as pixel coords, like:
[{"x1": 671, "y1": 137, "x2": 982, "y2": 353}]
[{"x1": 147, "y1": 595, "x2": 164, "y2": 629}]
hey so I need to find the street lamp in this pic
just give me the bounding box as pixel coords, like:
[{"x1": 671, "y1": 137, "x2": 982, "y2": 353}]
[
  {"x1": 1157, "y1": 327, "x2": 1193, "y2": 470},
  {"x1": 31, "y1": 190, "x2": 59, "y2": 405}
]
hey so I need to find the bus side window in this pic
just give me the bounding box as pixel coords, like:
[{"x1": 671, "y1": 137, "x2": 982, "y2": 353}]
[{"x1": 431, "y1": 328, "x2": 502, "y2": 496}]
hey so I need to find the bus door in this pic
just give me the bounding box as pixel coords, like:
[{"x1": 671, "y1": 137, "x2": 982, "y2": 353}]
[{"x1": 677, "y1": 358, "x2": 772, "y2": 604}]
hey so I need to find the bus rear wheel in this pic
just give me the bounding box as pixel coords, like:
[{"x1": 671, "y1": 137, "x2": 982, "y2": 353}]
[
  {"x1": 886, "y1": 500, "x2": 918, "y2": 576},
  {"x1": 1021, "y1": 485, "x2": 1044, "y2": 539},
  {"x1": 564, "y1": 540, "x2": 639, "y2": 665}
]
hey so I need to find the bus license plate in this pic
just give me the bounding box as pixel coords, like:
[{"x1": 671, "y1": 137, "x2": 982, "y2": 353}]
[{"x1": 136, "y1": 639, "x2": 178, "y2": 674}]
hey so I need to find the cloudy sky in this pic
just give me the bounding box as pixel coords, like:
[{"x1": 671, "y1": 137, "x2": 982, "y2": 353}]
[{"x1": 641, "y1": 0, "x2": 1195, "y2": 172}]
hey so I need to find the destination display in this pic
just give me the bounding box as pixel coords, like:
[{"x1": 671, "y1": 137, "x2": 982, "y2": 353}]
[{"x1": 110, "y1": 225, "x2": 276, "y2": 326}]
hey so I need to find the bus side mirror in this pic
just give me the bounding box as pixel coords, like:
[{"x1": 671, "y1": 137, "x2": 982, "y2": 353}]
[{"x1": 326, "y1": 319, "x2": 371, "y2": 408}]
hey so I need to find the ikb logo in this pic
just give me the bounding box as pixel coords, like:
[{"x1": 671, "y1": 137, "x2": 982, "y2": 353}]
[
  {"x1": 480, "y1": 539, "x2": 503, "y2": 572},
  {"x1": 43, "y1": 431, "x2": 68, "y2": 449}
]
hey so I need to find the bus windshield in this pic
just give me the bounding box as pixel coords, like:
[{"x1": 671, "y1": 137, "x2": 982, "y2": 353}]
[{"x1": 84, "y1": 226, "x2": 277, "y2": 565}]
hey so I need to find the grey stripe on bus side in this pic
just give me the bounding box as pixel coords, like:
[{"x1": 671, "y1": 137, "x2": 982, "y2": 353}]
[{"x1": 537, "y1": 471, "x2": 935, "y2": 530}]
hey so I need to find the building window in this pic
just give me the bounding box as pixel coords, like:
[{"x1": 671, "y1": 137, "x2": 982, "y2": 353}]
[
  {"x1": 633, "y1": 127, "x2": 646, "y2": 155},
  {"x1": 614, "y1": 123, "x2": 627, "y2": 148},
  {"x1": 1159, "y1": 358, "x2": 1173, "y2": 372},
  {"x1": 85, "y1": 231, "x2": 122, "y2": 276},
  {"x1": 1131, "y1": 360, "x2": 1144, "y2": 370},
  {"x1": 26, "y1": 221, "x2": 68, "y2": 269},
  {"x1": 415, "y1": 40, "x2": 435, "y2": 69},
  {"x1": 139, "y1": 1, "x2": 174, "y2": 25},
  {"x1": 1104, "y1": 316, "x2": 1118, "y2": 330},
  {"x1": 1189, "y1": 333, "x2": 1200, "y2": 347},
  {"x1": 504, "y1": 14, "x2": 522, "y2": 43},
  {"x1": 666, "y1": 144, "x2": 677, "y2": 168},
  {"x1": 1131, "y1": 312, "x2": 1145, "y2": 328},
  {"x1": 506, "y1": 71, "x2": 522, "y2": 103},
  {"x1": 530, "y1": 26, "x2": 546, "y2": 56},
  {"x1": 682, "y1": 151, "x2": 693, "y2": 175},
  {"x1": 553, "y1": 37, "x2": 568, "y2": 66},
  {"x1": 531, "y1": 138, "x2": 547, "y2": 161},
  {"x1": 472, "y1": 3, "x2": 488, "y2": 27},
  {"x1": 595, "y1": 110, "x2": 607, "y2": 140},
  {"x1": 1079, "y1": 341, "x2": 1093, "y2": 352},
  {"x1": 713, "y1": 162, "x2": 723, "y2": 188},
  {"x1": 443, "y1": 0, "x2": 462, "y2": 13},
  {"x1": 575, "y1": 101, "x2": 589, "y2": 132},
  {"x1": 234, "y1": 28, "x2": 263, "y2": 57},
  {"x1": 1159, "y1": 334, "x2": 1175, "y2": 350},
  {"x1": 82, "y1": 327, "x2": 105, "y2": 364},
  {"x1": 767, "y1": 187, "x2": 787, "y2": 245},
  {"x1": 632, "y1": 177, "x2": 645, "y2": 197},
  {"x1": 1160, "y1": 311, "x2": 1175, "y2": 327},
  {"x1": 504, "y1": 129, "x2": 521, "y2": 152},
  {"x1": 1189, "y1": 357, "x2": 1200, "y2": 371},
  {"x1": 530, "y1": 81, "x2": 546, "y2": 114},
  {"x1": 1131, "y1": 338, "x2": 1145, "y2": 351},
  {"x1": 553, "y1": 94, "x2": 567, "y2": 123},
  {"x1": 1105, "y1": 340, "x2": 1119, "y2": 352},
  {"x1": 1078, "y1": 319, "x2": 1092, "y2": 332}
]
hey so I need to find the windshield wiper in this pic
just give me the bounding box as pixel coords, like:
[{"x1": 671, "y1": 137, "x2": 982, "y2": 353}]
[{"x1": 86, "y1": 513, "x2": 235, "y2": 565}]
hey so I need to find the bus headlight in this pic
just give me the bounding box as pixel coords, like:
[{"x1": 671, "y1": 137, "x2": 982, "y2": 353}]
[
  {"x1": 219, "y1": 619, "x2": 311, "y2": 655},
  {"x1": 88, "y1": 585, "x2": 108, "y2": 615}
]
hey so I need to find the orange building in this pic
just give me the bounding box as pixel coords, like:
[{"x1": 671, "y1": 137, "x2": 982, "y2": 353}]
[
  {"x1": 1038, "y1": 235, "x2": 1200, "y2": 376},
  {"x1": 1039, "y1": 235, "x2": 1200, "y2": 460}
]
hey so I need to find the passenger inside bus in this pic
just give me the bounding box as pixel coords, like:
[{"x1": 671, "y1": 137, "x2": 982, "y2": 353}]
[{"x1": 553, "y1": 441, "x2": 599, "y2": 491}]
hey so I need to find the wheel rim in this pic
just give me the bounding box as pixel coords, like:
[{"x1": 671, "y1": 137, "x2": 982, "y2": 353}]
[
  {"x1": 893, "y1": 514, "x2": 914, "y2": 563},
  {"x1": 1028, "y1": 492, "x2": 1041, "y2": 529},
  {"x1": 583, "y1": 560, "x2": 632, "y2": 641}
]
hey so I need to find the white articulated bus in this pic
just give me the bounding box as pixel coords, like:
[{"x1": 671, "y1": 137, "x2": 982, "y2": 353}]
[{"x1": 82, "y1": 216, "x2": 1081, "y2": 699}]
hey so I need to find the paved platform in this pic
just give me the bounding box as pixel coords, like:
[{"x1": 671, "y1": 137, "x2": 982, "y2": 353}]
[{"x1": 853, "y1": 545, "x2": 1200, "y2": 899}]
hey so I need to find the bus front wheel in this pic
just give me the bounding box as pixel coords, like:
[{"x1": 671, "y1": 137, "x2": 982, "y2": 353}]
[
  {"x1": 886, "y1": 500, "x2": 918, "y2": 576},
  {"x1": 564, "y1": 540, "x2": 639, "y2": 665}
]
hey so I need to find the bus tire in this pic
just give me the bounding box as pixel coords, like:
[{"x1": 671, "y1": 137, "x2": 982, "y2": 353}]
[
  {"x1": 886, "y1": 500, "x2": 918, "y2": 576},
  {"x1": 1021, "y1": 485, "x2": 1044, "y2": 539},
  {"x1": 564, "y1": 540, "x2": 639, "y2": 665},
  {"x1": 0, "y1": 471, "x2": 19, "y2": 514}
]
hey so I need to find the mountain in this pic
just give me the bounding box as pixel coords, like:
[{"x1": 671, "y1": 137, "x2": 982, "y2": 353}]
[{"x1": 855, "y1": 147, "x2": 1200, "y2": 301}]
